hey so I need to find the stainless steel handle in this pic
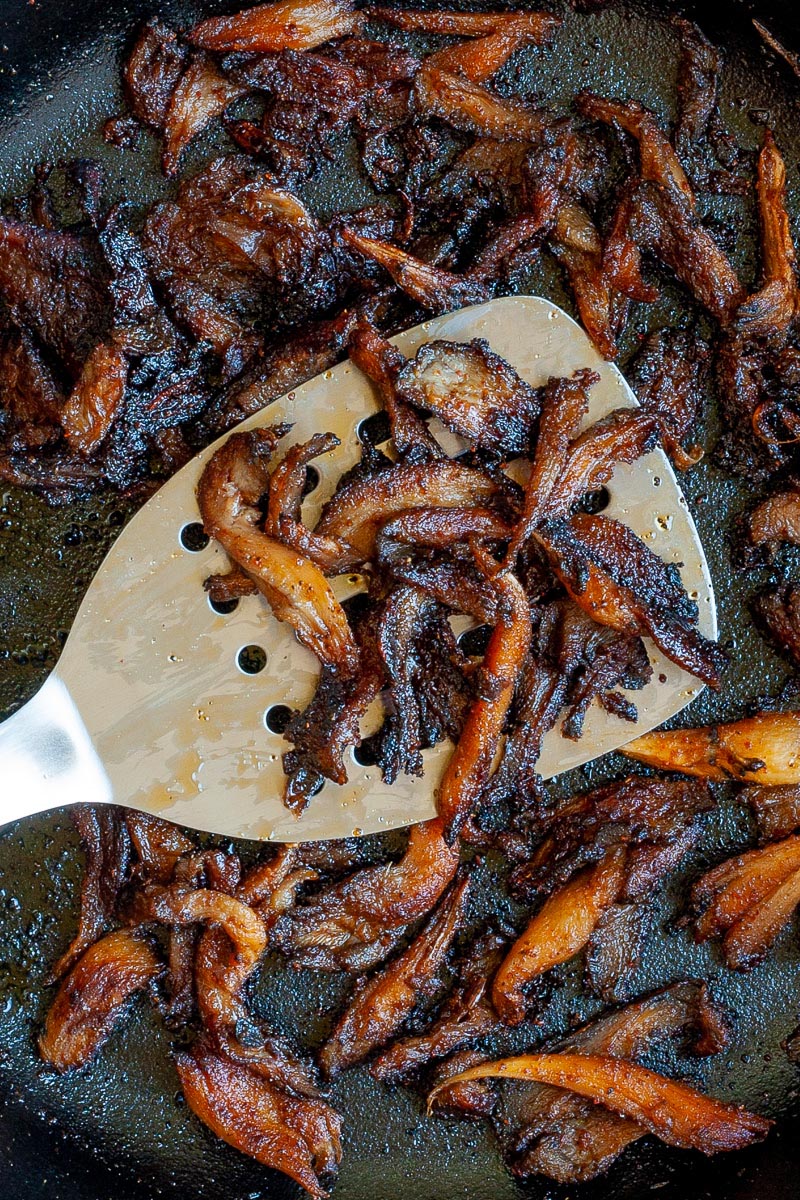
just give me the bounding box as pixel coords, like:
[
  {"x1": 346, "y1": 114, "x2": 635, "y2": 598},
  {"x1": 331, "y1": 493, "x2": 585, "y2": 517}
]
[{"x1": 0, "y1": 674, "x2": 111, "y2": 826}]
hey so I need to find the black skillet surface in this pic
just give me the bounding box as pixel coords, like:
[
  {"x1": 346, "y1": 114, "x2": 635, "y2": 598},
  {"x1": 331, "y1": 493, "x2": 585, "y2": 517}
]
[{"x1": 2, "y1": 1, "x2": 800, "y2": 1197}]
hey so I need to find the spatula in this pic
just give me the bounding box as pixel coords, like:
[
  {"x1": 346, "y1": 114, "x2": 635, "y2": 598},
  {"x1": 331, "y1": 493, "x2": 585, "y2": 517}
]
[{"x1": 0, "y1": 296, "x2": 716, "y2": 842}]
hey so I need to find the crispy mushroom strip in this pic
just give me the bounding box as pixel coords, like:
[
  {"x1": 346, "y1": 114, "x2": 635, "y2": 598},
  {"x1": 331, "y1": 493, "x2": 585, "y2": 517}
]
[
  {"x1": 39, "y1": 930, "x2": 162, "y2": 1072},
  {"x1": 464, "y1": 982, "x2": 728, "y2": 1183},
  {"x1": 691, "y1": 834, "x2": 800, "y2": 970},
  {"x1": 429, "y1": 1055, "x2": 771, "y2": 1154},
  {"x1": 209, "y1": 308, "x2": 358, "y2": 432},
  {"x1": 414, "y1": 64, "x2": 552, "y2": 142},
  {"x1": 375, "y1": 584, "x2": 474, "y2": 785},
  {"x1": 319, "y1": 874, "x2": 470, "y2": 1076},
  {"x1": 510, "y1": 775, "x2": 713, "y2": 902},
  {"x1": 735, "y1": 131, "x2": 798, "y2": 338},
  {"x1": 479, "y1": 602, "x2": 652, "y2": 819},
  {"x1": 540, "y1": 512, "x2": 725, "y2": 686},
  {"x1": 378, "y1": 506, "x2": 513, "y2": 559},
  {"x1": 438, "y1": 559, "x2": 532, "y2": 842},
  {"x1": 124, "y1": 811, "x2": 195, "y2": 883},
  {"x1": 341, "y1": 229, "x2": 490, "y2": 311},
  {"x1": 673, "y1": 17, "x2": 740, "y2": 185},
  {"x1": 120, "y1": 18, "x2": 188, "y2": 131},
  {"x1": 315, "y1": 458, "x2": 508, "y2": 564},
  {"x1": 128, "y1": 883, "x2": 268, "y2": 969},
  {"x1": 427, "y1": 20, "x2": 557, "y2": 84},
  {"x1": 161, "y1": 849, "x2": 241, "y2": 1026},
  {"x1": 577, "y1": 92, "x2": 695, "y2": 208},
  {"x1": 492, "y1": 847, "x2": 627, "y2": 1025},
  {"x1": 367, "y1": 10, "x2": 556, "y2": 84},
  {"x1": 585, "y1": 902, "x2": 653, "y2": 1004},
  {"x1": 395, "y1": 338, "x2": 541, "y2": 455},
  {"x1": 602, "y1": 181, "x2": 659, "y2": 303},
  {"x1": 371, "y1": 927, "x2": 506, "y2": 1083},
  {"x1": 126, "y1": 866, "x2": 319, "y2": 1092},
  {"x1": 197, "y1": 428, "x2": 359, "y2": 673},
  {"x1": 192, "y1": 853, "x2": 324, "y2": 1089},
  {"x1": 176, "y1": 1039, "x2": 341, "y2": 1200},
  {"x1": 281, "y1": 601, "x2": 385, "y2": 810},
  {"x1": 369, "y1": 12, "x2": 559, "y2": 86},
  {"x1": 499, "y1": 775, "x2": 710, "y2": 1009},
  {"x1": 348, "y1": 320, "x2": 443, "y2": 459},
  {"x1": 429, "y1": 1050, "x2": 498, "y2": 1118},
  {"x1": 272, "y1": 817, "x2": 460, "y2": 972},
  {"x1": 628, "y1": 327, "x2": 708, "y2": 469},
  {"x1": 61, "y1": 342, "x2": 129, "y2": 455},
  {"x1": 52, "y1": 806, "x2": 131, "y2": 980},
  {"x1": 749, "y1": 489, "x2": 800, "y2": 548},
  {"x1": 378, "y1": 550, "x2": 501, "y2": 626},
  {"x1": 631, "y1": 181, "x2": 745, "y2": 323},
  {"x1": 556, "y1": 604, "x2": 652, "y2": 740},
  {"x1": 623, "y1": 711, "x2": 800, "y2": 784},
  {"x1": 0, "y1": 217, "x2": 110, "y2": 381},
  {"x1": 503, "y1": 369, "x2": 595, "y2": 565},
  {"x1": 549, "y1": 204, "x2": 624, "y2": 360},
  {"x1": 189, "y1": 0, "x2": 362, "y2": 53},
  {"x1": 161, "y1": 54, "x2": 248, "y2": 177},
  {"x1": 263, "y1": 433, "x2": 348, "y2": 571}
]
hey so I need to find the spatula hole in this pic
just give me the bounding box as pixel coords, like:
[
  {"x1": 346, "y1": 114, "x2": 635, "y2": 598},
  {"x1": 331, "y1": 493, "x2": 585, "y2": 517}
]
[
  {"x1": 353, "y1": 736, "x2": 379, "y2": 767},
  {"x1": 357, "y1": 412, "x2": 391, "y2": 447},
  {"x1": 265, "y1": 704, "x2": 292, "y2": 734},
  {"x1": 208, "y1": 595, "x2": 239, "y2": 616},
  {"x1": 302, "y1": 465, "x2": 320, "y2": 496},
  {"x1": 575, "y1": 486, "x2": 610, "y2": 515},
  {"x1": 237, "y1": 644, "x2": 267, "y2": 674},
  {"x1": 458, "y1": 624, "x2": 492, "y2": 657},
  {"x1": 180, "y1": 522, "x2": 210, "y2": 552}
]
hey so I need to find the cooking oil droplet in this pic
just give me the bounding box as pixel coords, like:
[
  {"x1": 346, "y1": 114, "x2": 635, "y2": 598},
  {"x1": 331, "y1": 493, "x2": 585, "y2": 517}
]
[{"x1": 655, "y1": 514, "x2": 673, "y2": 531}]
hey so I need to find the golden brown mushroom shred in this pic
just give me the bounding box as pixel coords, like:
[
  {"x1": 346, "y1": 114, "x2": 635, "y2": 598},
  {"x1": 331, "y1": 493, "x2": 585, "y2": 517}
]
[{"x1": 13, "y1": 0, "x2": 799, "y2": 1191}]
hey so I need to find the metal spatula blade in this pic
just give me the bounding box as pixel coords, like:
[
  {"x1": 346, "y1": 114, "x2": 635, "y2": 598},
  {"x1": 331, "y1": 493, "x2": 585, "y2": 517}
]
[{"x1": 0, "y1": 297, "x2": 716, "y2": 841}]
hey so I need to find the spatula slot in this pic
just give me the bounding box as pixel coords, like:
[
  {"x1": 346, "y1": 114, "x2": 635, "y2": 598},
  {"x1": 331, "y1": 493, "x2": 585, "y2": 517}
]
[
  {"x1": 207, "y1": 595, "x2": 239, "y2": 616},
  {"x1": 179, "y1": 522, "x2": 209, "y2": 552},
  {"x1": 356, "y1": 412, "x2": 391, "y2": 447},
  {"x1": 236, "y1": 645, "x2": 267, "y2": 675},
  {"x1": 264, "y1": 704, "x2": 292, "y2": 735},
  {"x1": 302, "y1": 466, "x2": 321, "y2": 496}
]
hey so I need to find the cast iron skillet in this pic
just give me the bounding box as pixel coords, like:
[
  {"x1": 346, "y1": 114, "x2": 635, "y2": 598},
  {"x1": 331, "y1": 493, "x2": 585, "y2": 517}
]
[{"x1": 1, "y1": 1, "x2": 800, "y2": 1197}]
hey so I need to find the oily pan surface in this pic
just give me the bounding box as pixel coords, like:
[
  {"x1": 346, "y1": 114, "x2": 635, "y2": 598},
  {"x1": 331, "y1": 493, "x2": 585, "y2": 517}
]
[{"x1": 1, "y1": 1, "x2": 800, "y2": 1198}]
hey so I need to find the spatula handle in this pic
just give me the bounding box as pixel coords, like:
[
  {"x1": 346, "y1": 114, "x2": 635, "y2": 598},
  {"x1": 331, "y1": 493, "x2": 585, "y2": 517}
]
[{"x1": 0, "y1": 674, "x2": 112, "y2": 826}]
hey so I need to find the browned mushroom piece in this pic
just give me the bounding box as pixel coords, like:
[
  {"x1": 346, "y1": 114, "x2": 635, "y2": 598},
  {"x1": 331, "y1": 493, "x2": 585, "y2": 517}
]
[
  {"x1": 39, "y1": 930, "x2": 163, "y2": 1072},
  {"x1": 271, "y1": 818, "x2": 460, "y2": 972},
  {"x1": 197, "y1": 428, "x2": 360, "y2": 673},
  {"x1": 188, "y1": 0, "x2": 363, "y2": 54}
]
